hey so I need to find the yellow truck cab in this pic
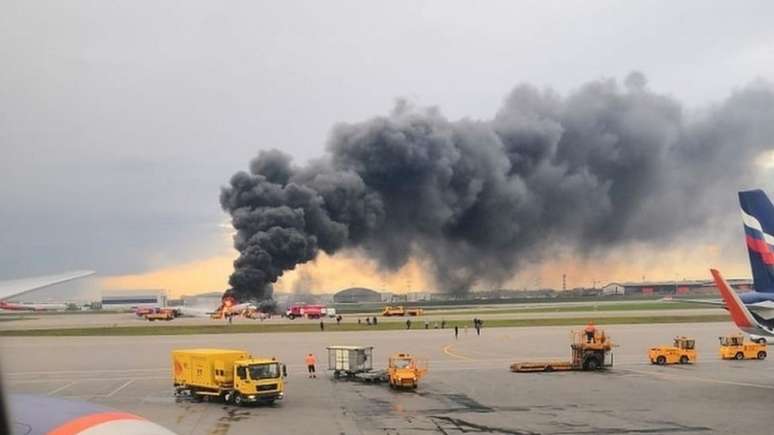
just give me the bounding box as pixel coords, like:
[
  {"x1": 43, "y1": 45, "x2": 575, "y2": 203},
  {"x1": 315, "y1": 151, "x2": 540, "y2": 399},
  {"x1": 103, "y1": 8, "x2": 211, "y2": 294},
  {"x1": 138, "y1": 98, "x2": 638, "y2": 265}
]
[
  {"x1": 649, "y1": 337, "x2": 697, "y2": 365},
  {"x1": 718, "y1": 334, "x2": 767, "y2": 360},
  {"x1": 173, "y1": 349, "x2": 286, "y2": 406},
  {"x1": 388, "y1": 353, "x2": 427, "y2": 389}
]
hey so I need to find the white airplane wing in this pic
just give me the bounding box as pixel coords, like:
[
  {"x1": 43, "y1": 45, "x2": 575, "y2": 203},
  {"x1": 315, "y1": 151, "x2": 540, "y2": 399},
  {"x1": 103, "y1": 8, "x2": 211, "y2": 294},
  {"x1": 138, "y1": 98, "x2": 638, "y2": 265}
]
[
  {"x1": 661, "y1": 296, "x2": 725, "y2": 306},
  {"x1": 0, "y1": 270, "x2": 96, "y2": 301}
]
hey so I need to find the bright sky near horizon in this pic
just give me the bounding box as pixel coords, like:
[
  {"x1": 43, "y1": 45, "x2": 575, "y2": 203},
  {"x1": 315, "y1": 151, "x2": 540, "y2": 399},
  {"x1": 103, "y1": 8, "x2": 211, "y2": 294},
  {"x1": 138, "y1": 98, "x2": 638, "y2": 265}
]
[{"x1": 2, "y1": 1, "x2": 773, "y2": 295}]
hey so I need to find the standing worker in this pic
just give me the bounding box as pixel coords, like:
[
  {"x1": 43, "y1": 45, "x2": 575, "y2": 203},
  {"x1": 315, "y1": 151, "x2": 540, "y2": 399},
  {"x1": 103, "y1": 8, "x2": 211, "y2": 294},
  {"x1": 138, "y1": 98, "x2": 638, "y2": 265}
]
[
  {"x1": 406, "y1": 319, "x2": 412, "y2": 330},
  {"x1": 584, "y1": 321, "x2": 596, "y2": 343},
  {"x1": 320, "y1": 320, "x2": 325, "y2": 331},
  {"x1": 305, "y1": 353, "x2": 317, "y2": 378},
  {"x1": 372, "y1": 316, "x2": 378, "y2": 326},
  {"x1": 454, "y1": 325, "x2": 459, "y2": 339}
]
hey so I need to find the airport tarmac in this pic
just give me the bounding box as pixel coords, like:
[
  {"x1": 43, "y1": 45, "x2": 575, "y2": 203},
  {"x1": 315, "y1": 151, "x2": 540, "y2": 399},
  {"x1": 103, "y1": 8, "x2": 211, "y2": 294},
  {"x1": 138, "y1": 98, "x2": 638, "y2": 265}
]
[
  {"x1": 0, "y1": 305, "x2": 722, "y2": 330},
  {"x1": 2, "y1": 321, "x2": 771, "y2": 434}
]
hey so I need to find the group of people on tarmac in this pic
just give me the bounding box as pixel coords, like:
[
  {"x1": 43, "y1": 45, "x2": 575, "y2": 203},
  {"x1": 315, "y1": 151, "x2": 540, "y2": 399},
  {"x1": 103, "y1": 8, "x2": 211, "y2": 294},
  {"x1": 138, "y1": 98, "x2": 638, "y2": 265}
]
[{"x1": 357, "y1": 316, "x2": 378, "y2": 326}]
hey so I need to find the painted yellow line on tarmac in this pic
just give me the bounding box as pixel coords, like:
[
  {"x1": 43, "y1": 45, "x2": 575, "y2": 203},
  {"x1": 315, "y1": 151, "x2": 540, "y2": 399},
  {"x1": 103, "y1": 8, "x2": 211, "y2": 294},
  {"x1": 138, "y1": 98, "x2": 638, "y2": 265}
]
[
  {"x1": 442, "y1": 344, "x2": 476, "y2": 361},
  {"x1": 623, "y1": 367, "x2": 774, "y2": 390}
]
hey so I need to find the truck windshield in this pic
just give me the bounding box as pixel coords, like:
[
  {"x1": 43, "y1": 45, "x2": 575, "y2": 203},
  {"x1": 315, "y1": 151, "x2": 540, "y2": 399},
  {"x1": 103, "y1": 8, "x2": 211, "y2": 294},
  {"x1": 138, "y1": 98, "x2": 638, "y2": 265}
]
[
  {"x1": 393, "y1": 359, "x2": 411, "y2": 368},
  {"x1": 248, "y1": 363, "x2": 280, "y2": 380}
]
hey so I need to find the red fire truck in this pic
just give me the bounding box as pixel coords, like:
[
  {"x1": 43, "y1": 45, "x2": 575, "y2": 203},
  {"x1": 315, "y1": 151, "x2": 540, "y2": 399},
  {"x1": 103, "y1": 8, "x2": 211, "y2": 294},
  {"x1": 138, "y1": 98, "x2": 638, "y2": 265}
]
[{"x1": 286, "y1": 304, "x2": 327, "y2": 320}]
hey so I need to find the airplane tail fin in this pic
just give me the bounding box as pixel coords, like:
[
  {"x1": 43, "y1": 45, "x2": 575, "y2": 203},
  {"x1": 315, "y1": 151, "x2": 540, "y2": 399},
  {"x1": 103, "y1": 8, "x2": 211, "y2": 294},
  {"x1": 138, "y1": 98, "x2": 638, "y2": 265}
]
[
  {"x1": 739, "y1": 189, "x2": 774, "y2": 292},
  {"x1": 711, "y1": 268, "x2": 768, "y2": 335}
]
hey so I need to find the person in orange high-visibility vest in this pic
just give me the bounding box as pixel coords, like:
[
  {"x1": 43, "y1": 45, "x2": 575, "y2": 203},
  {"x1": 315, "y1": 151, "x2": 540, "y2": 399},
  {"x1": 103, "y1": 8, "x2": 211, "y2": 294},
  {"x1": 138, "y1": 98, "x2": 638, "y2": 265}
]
[
  {"x1": 305, "y1": 353, "x2": 317, "y2": 378},
  {"x1": 584, "y1": 321, "x2": 596, "y2": 344}
]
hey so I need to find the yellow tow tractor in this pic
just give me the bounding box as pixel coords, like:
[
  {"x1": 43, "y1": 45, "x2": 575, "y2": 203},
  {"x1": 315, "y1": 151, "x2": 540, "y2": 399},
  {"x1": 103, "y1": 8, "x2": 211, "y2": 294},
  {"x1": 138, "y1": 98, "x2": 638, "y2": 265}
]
[
  {"x1": 648, "y1": 337, "x2": 697, "y2": 365},
  {"x1": 719, "y1": 334, "x2": 767, "y2": 360},
  {"x1": 511, "y1": 328, "x2": 614, "y2": 372},
  {"x1": 173, "y1": 349, "x2": 287, "y2": 406},
  {"x1": 327, "y1": 346, "x2": 429, "y2": 389},
  {"x1": 388, "y1": 353, "x2": 427, "y2": 389}
]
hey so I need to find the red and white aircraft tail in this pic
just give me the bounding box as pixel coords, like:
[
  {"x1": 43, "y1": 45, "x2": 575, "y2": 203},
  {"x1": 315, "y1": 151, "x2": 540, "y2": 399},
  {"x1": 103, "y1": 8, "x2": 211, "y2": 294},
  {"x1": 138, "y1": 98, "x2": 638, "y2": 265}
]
[{"x1": 711, "y1": 268, "x2": 774, "y2": 336}]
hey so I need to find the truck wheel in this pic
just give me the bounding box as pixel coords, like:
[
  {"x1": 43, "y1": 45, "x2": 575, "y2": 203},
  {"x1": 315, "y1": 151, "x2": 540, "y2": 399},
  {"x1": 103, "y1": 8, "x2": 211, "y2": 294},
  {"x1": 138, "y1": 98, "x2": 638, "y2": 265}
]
[
  {"x1": 234, "y1": 394, "x2": 244, "y2": 407},
  {"x1": 679, "y1": 356, "x2": 689, "y2": 364},
  {"x1": 758, "y1": 351, "x2": 767, "y2": 360},
  {"x1": 191, "y1": 393, "x2": 203, "y2": 403},
  {"x1": 288, "y1": 314, "x2": 295, "y2": 320},
  {"x1": 757, "y1": 338, "x2": 767, "y2": 344},
  {"x1": 656, "y1": 356, "x2": 666, "y2": 365},
  {"x1": 544, "y1": 366, "x2": 554, "y2": 373},
  {"x1": 584, "y1": 357, "x2": 599, "y2": 370},
  {"x1": 735, "y1": 352, "x2": 744, "y2": 360}
]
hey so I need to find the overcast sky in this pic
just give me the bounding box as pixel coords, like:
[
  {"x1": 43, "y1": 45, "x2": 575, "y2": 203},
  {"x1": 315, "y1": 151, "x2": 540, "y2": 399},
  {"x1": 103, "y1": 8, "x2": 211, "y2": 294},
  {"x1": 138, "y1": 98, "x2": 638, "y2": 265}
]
[{"x1": 1, "y1": 1, "x2": 773, "y2": 280}]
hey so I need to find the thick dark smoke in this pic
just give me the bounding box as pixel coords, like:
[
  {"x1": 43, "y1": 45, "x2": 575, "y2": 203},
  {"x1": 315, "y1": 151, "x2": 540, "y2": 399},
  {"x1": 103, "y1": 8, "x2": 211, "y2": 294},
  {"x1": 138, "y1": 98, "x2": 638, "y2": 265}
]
[{"x1": 220, "y1": 73, "x2": 774, "y2": 300}]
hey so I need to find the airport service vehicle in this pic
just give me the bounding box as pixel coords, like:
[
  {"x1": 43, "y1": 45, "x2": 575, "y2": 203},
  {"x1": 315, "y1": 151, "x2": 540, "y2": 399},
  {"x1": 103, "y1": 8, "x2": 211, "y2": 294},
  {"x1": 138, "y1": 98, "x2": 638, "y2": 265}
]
[
  {"x1": 405, "y1": 307, "x2": 424, "y2": 316},
  {"x1": 173, "y1": 349, "x2": 287, "y2": 406},
  {"x1": 326, "y1": 346, "x2": 428, "y2": 388},
  {"x1": 718, "y1": 334, "x2": 767, "y2": 360},
  {"x1": 648, "y1": 337, "x2": 697, "y2": 365},
  {"x1": 387, "y1": 353, "x2": 427, "y2": 389},
  {"x1": 381, "y1": 306, "x2": 424, "y2": 316},
  {"x1": 511, "y1": 329, "x2": 614, "y2": 372},
  {"x1": 135, "y1": 307, "x2": 156, "y2": 317},
  {"x1": 327, "y1": 345, "x2": 385, "y2": 381},
  {"x1": 144, "y1": 310, "x2": 174, "y2": 321},
  {"x1": 286, "y1": 303, "x2": 327, "y2": 319},
  {"x1": 382, "y1": 306, "x2": 405, "y2": 316}
]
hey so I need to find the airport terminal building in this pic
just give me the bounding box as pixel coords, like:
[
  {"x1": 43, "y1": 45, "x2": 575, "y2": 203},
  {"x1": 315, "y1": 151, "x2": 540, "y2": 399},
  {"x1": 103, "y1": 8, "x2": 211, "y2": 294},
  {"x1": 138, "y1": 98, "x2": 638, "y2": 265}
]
[
  {"x1": 603, "y1": 279, "x2": 754, "y2": 296},
  {"x1": 333, "y1": 287, "x2": 382, "y2": 303},
  {"x1": 101, "y1": 289, "x2": 167, "y2": 310}
]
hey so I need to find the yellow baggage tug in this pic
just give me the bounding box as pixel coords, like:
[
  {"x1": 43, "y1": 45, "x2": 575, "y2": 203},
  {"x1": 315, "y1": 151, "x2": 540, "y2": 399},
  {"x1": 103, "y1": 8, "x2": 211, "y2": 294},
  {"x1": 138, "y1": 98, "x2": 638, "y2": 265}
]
[
  {"x1": 718, "y1": 334, "x2": 767, "y2": 360},
  {"x1": 173, "y1": 349, "x2": 287, "y2": 406},
  {"x1": 648, "y1": 337, "x2": 697, "y2": 365}
]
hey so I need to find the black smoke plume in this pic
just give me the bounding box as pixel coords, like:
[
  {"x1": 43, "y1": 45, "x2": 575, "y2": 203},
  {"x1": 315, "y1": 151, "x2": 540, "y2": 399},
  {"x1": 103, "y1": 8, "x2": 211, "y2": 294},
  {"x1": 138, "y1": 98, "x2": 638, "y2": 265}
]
[{"x1": 220, "y1": 73, "x2": 774, "y2": 301}]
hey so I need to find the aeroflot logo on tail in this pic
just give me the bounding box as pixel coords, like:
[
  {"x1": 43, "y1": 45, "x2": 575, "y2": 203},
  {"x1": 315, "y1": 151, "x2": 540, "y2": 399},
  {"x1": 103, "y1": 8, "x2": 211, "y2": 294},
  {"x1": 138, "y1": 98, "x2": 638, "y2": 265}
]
[{"x1": 742, "y1": 210, "x2": 774, "y2": 266}]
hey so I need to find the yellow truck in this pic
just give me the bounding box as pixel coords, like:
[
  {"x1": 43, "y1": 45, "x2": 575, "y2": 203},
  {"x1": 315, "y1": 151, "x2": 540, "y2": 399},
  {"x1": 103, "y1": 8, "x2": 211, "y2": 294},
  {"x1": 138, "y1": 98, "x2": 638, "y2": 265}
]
[
  {"x1": 388, "y1": 353, "x2": 427, "y2": 389},
  {"x1": 382, "y1": 306, "x2": 405, "y2": 316},
  {"x1": 173, "y1": 349, "x2": 287, "y2": 406},
  {"x1": 648, "y1": 337, "x2": 697, "y2": 365},
  {"x1": 718, "y1": 334, "x2": 767, "y2": 360},
  {"x1": 381, "y1": 306, "x2": 424, "y2": 316}
]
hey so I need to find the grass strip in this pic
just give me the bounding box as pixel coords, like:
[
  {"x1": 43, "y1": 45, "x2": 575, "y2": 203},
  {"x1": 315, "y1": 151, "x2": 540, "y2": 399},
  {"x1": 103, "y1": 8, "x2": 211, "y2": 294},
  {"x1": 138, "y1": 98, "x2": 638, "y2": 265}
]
[{"x1": 0, "y1": 314, "x2": 730, "y2": 336}]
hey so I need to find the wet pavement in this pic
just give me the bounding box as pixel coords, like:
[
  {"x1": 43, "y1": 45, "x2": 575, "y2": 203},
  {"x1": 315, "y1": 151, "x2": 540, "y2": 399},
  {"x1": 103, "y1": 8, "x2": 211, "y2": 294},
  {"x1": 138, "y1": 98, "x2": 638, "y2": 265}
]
[{"x1": 2, "y1": 322, "x2": 772, "y2": 434}]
